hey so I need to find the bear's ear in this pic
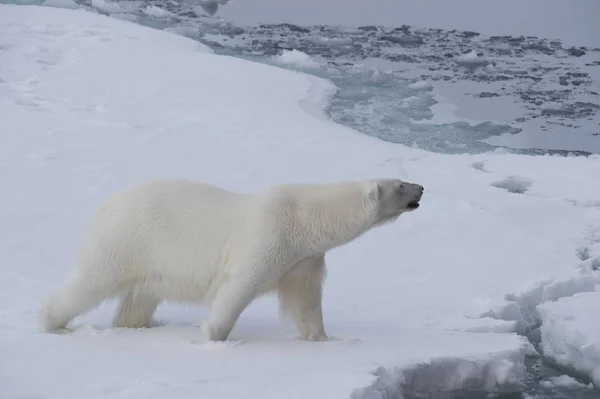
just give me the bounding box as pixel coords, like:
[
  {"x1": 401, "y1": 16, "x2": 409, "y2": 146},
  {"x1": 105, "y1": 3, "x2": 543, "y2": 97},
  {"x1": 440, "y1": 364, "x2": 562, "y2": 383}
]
[{"x1": 366, "y1": 180, "x2": 380, "y2": 202}]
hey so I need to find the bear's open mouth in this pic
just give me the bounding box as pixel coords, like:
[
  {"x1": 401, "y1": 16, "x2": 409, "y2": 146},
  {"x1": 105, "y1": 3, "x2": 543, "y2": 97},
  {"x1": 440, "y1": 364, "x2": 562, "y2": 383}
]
[{"x1": 407, "y1": 201, "x2": 420, "y2": 209}]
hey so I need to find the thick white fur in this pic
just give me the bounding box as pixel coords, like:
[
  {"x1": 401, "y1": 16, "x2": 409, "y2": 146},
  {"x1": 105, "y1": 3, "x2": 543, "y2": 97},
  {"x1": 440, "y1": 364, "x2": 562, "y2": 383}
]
[{"x1": 39, "y1": 178, "x2": 423, "y2": 341}]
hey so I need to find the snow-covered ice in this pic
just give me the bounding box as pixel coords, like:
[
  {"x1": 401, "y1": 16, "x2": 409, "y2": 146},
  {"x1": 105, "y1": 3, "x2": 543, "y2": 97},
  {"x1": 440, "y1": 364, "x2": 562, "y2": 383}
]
[{"x1": 1, "y1": 4, "x2": 600, "y2": 398}]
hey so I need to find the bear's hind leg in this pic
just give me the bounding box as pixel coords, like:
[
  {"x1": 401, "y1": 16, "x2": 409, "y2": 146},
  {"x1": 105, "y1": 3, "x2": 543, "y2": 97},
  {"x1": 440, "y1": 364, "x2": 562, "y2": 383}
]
[
  {"x1": 112, "y1": 291, "x2": 160, "y2": 328},
  {"x1": 39, "y1": 276, "x2": 113, "y2": 332},
  {"x1": 278, "y1": 254, "x2": 328, "y2": 341}
]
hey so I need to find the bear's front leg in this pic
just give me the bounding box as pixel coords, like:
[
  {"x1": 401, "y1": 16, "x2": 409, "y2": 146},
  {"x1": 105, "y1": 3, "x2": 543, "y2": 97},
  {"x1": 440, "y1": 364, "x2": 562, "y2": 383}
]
[
  {"x1": 202, "y1": 273, "x2": 264, "y2": 342},
  {"x1": 278, "y1": 254, "x2": 328, "y2": 341}
]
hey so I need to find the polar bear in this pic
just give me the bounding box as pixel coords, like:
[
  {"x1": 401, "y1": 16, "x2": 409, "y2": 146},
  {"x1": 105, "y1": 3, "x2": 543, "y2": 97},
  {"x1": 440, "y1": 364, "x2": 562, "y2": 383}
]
[{"x1": 39, "y1": 178, "x2": 424, "y2": 341}]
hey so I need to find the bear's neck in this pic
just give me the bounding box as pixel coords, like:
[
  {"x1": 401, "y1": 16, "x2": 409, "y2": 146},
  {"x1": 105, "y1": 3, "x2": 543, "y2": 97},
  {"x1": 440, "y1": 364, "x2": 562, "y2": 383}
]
[{"x1": 293, "y1": 186, "x2": 377, "y2": 253}]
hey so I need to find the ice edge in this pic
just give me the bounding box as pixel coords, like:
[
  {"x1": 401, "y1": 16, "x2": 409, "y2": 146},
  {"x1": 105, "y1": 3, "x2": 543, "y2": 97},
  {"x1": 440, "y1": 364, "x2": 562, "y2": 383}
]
[
  {"x1": 351, "y1": 347, "x2": 527, "y2": 399},
  {"x1": 481, "y1": 256, "x2": 600, "y2": 388}
]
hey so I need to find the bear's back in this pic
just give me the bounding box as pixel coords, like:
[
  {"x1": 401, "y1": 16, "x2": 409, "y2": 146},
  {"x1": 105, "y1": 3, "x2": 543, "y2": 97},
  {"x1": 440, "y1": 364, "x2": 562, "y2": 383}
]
[{"x1": 80, "y1": 179, "x2": 257, "y2": 275}]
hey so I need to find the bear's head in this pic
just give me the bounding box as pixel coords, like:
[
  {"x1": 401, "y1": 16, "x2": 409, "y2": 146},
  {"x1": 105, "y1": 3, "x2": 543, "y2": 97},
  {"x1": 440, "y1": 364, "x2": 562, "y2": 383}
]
[{"x1": 367, "y1": 178, "x2": 424, "y2": 226}]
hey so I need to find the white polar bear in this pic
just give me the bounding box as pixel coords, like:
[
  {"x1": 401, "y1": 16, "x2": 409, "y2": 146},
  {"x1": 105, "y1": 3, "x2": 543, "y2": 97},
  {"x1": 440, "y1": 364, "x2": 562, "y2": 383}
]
[{"x1": 39, "y1": 178, "x2": 424, "y2": 341}]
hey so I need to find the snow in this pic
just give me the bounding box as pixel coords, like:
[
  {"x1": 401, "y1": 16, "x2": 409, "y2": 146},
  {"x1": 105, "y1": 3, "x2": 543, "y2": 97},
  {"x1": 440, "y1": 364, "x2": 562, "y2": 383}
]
[
  {"x1": 272, "y1": 49, "x2": 321, "y2": 70},
  {"x1": 1, "y1": 4, "x2": 600, "y2": 398}
]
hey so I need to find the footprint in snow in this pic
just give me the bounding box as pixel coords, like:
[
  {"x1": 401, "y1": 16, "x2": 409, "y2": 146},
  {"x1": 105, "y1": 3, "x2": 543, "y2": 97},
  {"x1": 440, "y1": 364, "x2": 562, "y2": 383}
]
[{"x1": 470, "y1": 160, "x2": 488, "y2": 172}]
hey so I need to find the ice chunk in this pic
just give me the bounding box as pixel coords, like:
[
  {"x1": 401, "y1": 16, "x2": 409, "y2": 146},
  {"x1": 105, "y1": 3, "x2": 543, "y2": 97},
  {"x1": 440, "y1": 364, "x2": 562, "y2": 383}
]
[
  {"x1": 273, "y1": 49, "x2": 321, "y2": 70},
  {"x1": 90, "y1": 0, "x2": 121, "y2": 14},
  {"x1": 538, "y1": 287, "x2": 600, "y2": 388},
  {"x1": 408, "y1": 80, "x2": 433, "y2": 91},
  {"x1": 142, "y1": 5, "x2": 174, "y2": 18},
  {"x1": 309, "y1": 36, "x2": 353, "y2": 47},
  {"x1": 540, "y1": 375, "x2": 593, "y2": 389},
  {"x1": 456, "y1": 50, "x2": 490, "y2": 69}
]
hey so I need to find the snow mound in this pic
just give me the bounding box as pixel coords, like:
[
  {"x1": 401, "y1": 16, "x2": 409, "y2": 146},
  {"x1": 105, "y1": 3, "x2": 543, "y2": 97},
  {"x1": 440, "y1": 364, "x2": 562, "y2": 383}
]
[
  {"x1": 273, "y1": 49, "x2": 321, "y2": 70},
  {"x1": 491, "y1": 175, "x2": 532, "y2": 194}
]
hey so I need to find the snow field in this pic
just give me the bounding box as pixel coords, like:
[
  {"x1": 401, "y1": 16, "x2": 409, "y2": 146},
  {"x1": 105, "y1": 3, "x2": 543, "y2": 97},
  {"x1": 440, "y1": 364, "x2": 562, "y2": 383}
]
[{"x1": 1, "y1": 4, "x2": 600, "y2": 398}]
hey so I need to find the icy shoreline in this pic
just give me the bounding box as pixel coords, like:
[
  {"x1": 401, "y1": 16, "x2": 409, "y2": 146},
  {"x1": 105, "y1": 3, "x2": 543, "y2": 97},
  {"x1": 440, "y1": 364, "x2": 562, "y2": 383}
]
[{"x1": 11, "y1": 0, "x2": 600, "y2": 155}]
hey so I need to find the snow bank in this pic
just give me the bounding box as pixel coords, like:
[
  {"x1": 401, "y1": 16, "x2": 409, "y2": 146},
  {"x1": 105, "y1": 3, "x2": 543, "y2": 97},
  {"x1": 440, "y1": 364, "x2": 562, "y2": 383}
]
[{"x1": 2, "y1": 4, "x2": 600, "y2": 398}]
